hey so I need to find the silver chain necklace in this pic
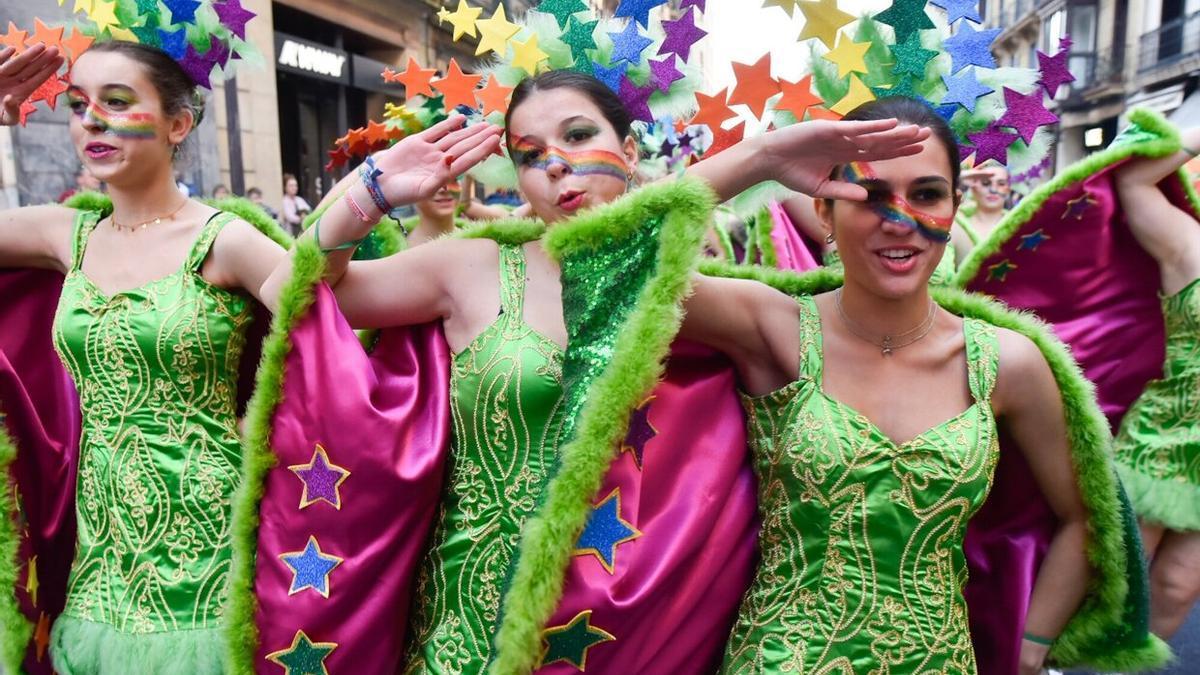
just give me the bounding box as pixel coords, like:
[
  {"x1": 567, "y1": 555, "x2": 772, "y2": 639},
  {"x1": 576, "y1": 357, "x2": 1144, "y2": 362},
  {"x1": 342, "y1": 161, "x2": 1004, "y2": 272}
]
[{"x1": 834, "y1": 289, "x2": 937, "y2": 356}]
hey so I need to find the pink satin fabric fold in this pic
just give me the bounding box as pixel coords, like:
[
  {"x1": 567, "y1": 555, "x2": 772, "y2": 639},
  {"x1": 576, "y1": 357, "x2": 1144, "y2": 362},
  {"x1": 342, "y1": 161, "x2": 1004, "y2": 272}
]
[
  {"x1": 0, "y1": 269, "x2": 80, "y2": 674},
  {"x1": 541, "y1": 341, "x2": 759, "y2": 674},
  {"x1": 768, "y1": 200, "x2": 822, "y2": 272},
  {"x1": 252, "y1": 284, "x2": 452, "y2": 672}
]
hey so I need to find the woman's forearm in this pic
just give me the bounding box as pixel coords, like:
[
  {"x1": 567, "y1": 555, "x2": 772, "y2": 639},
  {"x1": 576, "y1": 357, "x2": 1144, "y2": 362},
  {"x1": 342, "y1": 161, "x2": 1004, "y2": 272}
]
[
  {"x1": 1023, "y1": 518, "x2": 1090, "y2": 641},
  {"x1": 1117, "y1": 127, "x2": 1200, "y2": 188},
  {"x1": 684, "y1": 134, "x2": 768, "y2": 203}
]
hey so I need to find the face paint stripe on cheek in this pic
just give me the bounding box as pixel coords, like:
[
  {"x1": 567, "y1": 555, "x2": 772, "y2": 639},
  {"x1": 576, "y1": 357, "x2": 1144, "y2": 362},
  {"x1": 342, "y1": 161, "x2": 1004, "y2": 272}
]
[
  {"x1": 85, "y1": 106, "x2": 158, "y2": 140},
  {"x1": 843, "y1": 162, "x2": 953, "y2": 243},
  {"x1": 511, "y1": 137, "x2": 627, "y2": 180}
]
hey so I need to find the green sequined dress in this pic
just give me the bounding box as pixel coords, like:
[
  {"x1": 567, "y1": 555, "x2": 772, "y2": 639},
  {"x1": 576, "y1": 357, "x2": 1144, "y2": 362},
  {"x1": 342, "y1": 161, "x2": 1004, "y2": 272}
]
[
  {"x1": 404, "y1": 243, "x2": 566, "y2": 674},
  {"x1": 49, "y1": 210, "x2": 252, "y2": 673},
  {"x1": 1113, "y1": 278, "x2": 1200, "y2": 530},
  {"x1": 721, "y1": 294, "x2": 1000, "y2": 674}
]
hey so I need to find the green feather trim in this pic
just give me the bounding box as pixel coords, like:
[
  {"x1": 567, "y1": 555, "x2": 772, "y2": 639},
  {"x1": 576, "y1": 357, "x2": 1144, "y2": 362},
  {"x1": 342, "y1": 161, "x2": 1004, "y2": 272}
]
[
  {"x1": 1116, "y1": 464, "x2": 1200, "y2": 531},
  {"x1": 223, "y1": 241, "x2": 327, "y2": 674},
  {"x1": 955, "y1": 108, "x2": 1188, "y2": 287},
  {"x1": 754, "y1": 207, "x2": 779, "y2": 267},
  {"x1": 457, "y1": 218, "x2": 546, "y2": 245},
  {"x1": 62, "y1": 190, "x2": 112, "y2": 215},
  {"x1": 490, "y1": 178, "x2": 718, "y2": 674},
  {"x1": 0, "y1": 409, "x2": 31, "y2": 675},
  {"x1": 51, "y1": 615, "x2": 223, "y2": 675},
  {"x1": 697, "y1": 260, "x2": 1169, "y2": 669},
  {"x1": 713, "y1": 219, "x2": 736, "y2": 263}
]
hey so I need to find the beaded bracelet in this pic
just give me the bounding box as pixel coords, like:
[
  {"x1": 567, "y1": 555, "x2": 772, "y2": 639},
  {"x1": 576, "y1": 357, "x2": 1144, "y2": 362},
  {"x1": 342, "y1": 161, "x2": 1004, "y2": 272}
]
[
  {"x1": 1022, "y1": 631, "x2": 1055, "y2": 647},
  {"x1": 312, "y1": 216, "x2": 367, "y2": 254},
  {"x1": 359, "y1": 157, "x2": 393, "y2": 215}
]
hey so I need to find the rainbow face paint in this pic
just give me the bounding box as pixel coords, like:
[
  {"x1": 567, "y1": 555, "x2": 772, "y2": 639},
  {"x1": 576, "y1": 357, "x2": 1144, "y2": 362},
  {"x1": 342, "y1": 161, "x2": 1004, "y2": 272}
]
[
  {"x1": 510, "y1": 136, "x2": 628, "y2": 182},
  {"x1": 67, "y1": 92, "x2": 157, "y2": 140},
  {"x1": 842, "y1": 162, "x2": 953, "y2": 243}
]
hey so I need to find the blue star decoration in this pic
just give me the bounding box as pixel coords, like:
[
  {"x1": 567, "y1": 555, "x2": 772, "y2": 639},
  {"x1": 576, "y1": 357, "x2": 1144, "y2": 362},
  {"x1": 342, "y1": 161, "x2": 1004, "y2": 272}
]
[
  {"x1": 944, "y1": 22, "x2": 1001, "y2": 74},
  {"x1": 621, "y1": 396, "x2": 657, "y2": 469},
  {"x1": 158, "y1": 27, "x2": 189, "y2": 60},
  {"x1": 540, "y1": 609, "x2": 616, "y2": 670},
  {"x1": 1062, "y1": 192, "x2": 1097, "y2": 220},
  {"x1": 279, "y1": 536, "x2": 343, "y2": 598},
  {"x1": 987, "y1": 259, "x2": 1017, "y2": 282},
  {"x1": 615, "y1": 0, "x2": 669, "y2": 28},
  {"x1": 592, "y1": 60, "x2": 629, "y2": 93},
  {"x1": 608, "y1": 19, "x2": 654, "y2": 66},
  {"x1": 266, "y1": 630, "x2": 337, "y2": 675},
  {"x1": 930, "y1": 0, "x2": 982, "y2": 25},
  {"x1": 1018, "y1": 229, "x2": 1050, "y2": 251},
  {"x1": 574, "y1": 489, "x2": 642, "y2": 574},
  {"x1": 163, "y1": 0, "x2": 202, "y2": 25},
  {"x1": 940, "y1": 67, "x2": 994, "y2": 113}
]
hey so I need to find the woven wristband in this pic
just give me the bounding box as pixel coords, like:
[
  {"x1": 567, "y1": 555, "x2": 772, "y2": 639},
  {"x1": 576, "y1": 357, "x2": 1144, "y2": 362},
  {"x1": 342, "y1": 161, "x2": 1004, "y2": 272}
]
[{"x1": 359, "y1": 157, "x2": 393, "y2": 215}]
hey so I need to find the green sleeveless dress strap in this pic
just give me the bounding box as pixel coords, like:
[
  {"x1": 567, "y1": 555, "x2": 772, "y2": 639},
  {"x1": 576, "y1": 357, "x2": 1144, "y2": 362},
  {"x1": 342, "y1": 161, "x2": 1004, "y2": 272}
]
[
  {"x1": 404, "y1": 243, "x2": 567, "y2": 674},
  {"x1": 1113, "y1": 278, "x2": 1200, "y2": 530},
  {"x1": 49, "y1": 209, "x2": 253, "y2": 674},
  {"x1": 720, "y1": 294, "x2": 1000, "y2": 674}
]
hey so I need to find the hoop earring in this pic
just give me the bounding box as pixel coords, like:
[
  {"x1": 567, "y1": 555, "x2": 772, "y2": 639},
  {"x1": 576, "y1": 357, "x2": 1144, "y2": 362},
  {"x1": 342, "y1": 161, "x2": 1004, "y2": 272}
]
[{"x1": 825, "y1": 232, "x2": 835, "y2": 245}]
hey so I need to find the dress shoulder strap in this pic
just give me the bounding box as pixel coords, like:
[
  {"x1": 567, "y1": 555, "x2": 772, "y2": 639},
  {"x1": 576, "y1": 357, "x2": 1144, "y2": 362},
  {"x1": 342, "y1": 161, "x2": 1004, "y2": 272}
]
[
  {"x1": 184, "y1": 211, "x2": 236, "y2": 272},
  {"x1": 67, "y1": 210, "x2": 102, "y2": 272},
  {"x1": 496, "y1": 243, "x2": 527, "y2": 318},
  {"x1": 796, "y1": 294, "x2": 825, "y2": 382},
  {"x1": 962, "y1": 317, "x2": 1000, "y2": 402}
]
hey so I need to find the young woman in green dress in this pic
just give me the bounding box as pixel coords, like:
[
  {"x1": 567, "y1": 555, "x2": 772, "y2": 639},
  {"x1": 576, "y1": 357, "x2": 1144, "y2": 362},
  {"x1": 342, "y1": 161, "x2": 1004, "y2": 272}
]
[
  {"x1": 683, "y1": 97, "x2": 1092, "y2": 674},
  {"x1": 0, "y1": 40, "x2": 287, "y2": 672},
  {"x1": 1110, "y1": 125, "x2": 1200, "y2": 638}
]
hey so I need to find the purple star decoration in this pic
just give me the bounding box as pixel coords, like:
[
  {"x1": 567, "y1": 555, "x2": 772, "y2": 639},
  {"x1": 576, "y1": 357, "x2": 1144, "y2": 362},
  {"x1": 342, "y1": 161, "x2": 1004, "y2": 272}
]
[
  {"x1": 618, "y1": 76, "x2": 655, "y2": 122},
  {"x1": 214, "y1": 0, "x2": 256, "y2": 40},
  {"x1": 294, "y1": 452, "x2": 349, "y2": 507},
  {"x1": 968, "y1": 124, "x2": 1019, "y2": 165},
  {"x1": 680, "y1": 0, "x2": 706, "y2": 10},
  {"x1": 1036, "y1": 33, "x2": 1075, "y2": 97},
  {"x1": 997, "y1": 86, "x2": 1058, "y2": 144},
  {"x1": 649, "y1": 56, "x2": 683, "y2": 93},
  {"x1": 593, "y1": 60, "x2": 629, "y2": 93},
  {"x1": 608, "y1": 20, "x2": 654, "y2": 65},
  {"x1": 622, "y1": 402, "x2": 657, "y2": 467},
  {"x1": 658, "y1": 6, "x2": 707, "y2": 61},
  {"x1": 180, "y1": 44, "x2": 217, "y2": 88},
  {"x1": 944, "y1": 23, "x2": 1001, "y2": 74}
]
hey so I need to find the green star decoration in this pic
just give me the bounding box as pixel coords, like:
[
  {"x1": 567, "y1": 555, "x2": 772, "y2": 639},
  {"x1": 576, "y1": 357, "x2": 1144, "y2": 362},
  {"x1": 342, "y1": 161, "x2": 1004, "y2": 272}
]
[
  {"x1": 871, "y1": 75, "x2": 921, "y2": 100},
  {"x1": 538, "y1": 0, "x2": 590, "y2": 28},
  {"x1": 560, "y1": 15, "x2": 599, "y2": 60},
  {"x1": 266, "y1": 630, "x2": 337, "y2": 675},
  {"x1": 889, "y1": 32, "x2": 937, "y2": 78},
  {"x1": 541, "y1": 610, "x2": 616, "y2": 670},
  {"x1": 874, "y1": 0, "x2": 936, "y2": 42},
  {"x1": 987, "y1": 259, "x2": 1017, "y2": 282}
]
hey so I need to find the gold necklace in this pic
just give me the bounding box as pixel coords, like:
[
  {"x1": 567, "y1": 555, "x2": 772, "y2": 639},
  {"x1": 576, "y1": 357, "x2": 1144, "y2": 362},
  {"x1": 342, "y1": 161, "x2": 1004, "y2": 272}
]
[
  {"x1": 834, "y1": 289, "x2": 937, "y2": 356},
  {"x1": 109, "y1": 199, "x2": 190, "y2": 232}
]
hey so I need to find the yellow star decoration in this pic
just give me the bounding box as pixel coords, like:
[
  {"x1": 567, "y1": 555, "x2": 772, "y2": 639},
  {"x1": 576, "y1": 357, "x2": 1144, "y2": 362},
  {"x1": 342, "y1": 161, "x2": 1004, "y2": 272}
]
[
  {"x1": 509, "y1": 33, "x2": 549, "y2": 76},
  {"x1": 26, "y1": 555, "x2": 38, "y2": 607},
  {"x1": 444, "y1": 0, "x2": 482, "y2": 42},
  {"x1": 831, "y1": 73, "x2": 875, "y2": 114},
  {"x1": 437, "y1": 6, "x2": 451, "y2": 23},
  {"x1": 87, "y1": 0, "x2": 121, "y2": 32},
  {"x1": 823, "y1": 33, "x2": 870, "y2": 78},
  {"x1": 474, "y1": 3, "x2": 520, "y2": 57},
  {"x1": 761, "y1": 0, "x2": 802, "y2": 17},
  {"x1": 797, "y1": 0, "x2": 855, "y2": 50},
  {"x1": 72, "y1": 0, "x2": 93, "y2": 14}
]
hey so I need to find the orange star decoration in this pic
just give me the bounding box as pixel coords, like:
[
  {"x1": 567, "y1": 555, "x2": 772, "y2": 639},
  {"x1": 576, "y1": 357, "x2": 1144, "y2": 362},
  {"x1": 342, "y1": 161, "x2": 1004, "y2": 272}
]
[
  {"x1": 60, "y1": 28, "x2": 94, "y2": 63},
  {"x1": 706, "y1": 118, "x2": 746, "y2": 157},
  {"x1": 391, "y1": 57, "x2": 437, "y2": 98},
  {"x1": 474, "y1": 3, "x2": 520, "y2": 56},
  {"x1": 728, "y1": 53, "x2": 779, "y2": 119},
  {"x1": 29, "y1": 75, "x2": 68, "y2": 111},
  {"x1": 363, "y1": 119, "x2": 389, "y2": 146},
  {"x1": 806, "y1": 106, "x2": 843, "y2": 121},
  {"x1": 830, "y1": 73, "x2": 875, "y2": 115},
  {"x1": 797, "y1": 0, "x2": 855, "y2": 49},
  {"x1": 17, "y1": 100, "x2": 36, "y2": 125},
  {"x1": 345, "y1": 127, "x2": 369, "y2": 156},
  {"x1": 823, "y1": 33, "x2": 870, "y2": 78},
  {"x1": 690, "y1": 87, "x2": 736, "y2": 133},
  {"x1": 475, "y1": 74, "x2": 514, "y2": 116},
  {"x1": 34, "y1": 612, "x2": 51, "y2": 661},
  {"x1": 432, "y1": 58, "x2": 482, "y2": 109},
  {"x1": 0, "y1": 22, "x2": 28, "y2": 52},
  {"x1": 774, "y1": 75, "x2": 822, "y2": 121},
  {"x1": 30, "y1": 18, "x2": 64, "y2": 50}
]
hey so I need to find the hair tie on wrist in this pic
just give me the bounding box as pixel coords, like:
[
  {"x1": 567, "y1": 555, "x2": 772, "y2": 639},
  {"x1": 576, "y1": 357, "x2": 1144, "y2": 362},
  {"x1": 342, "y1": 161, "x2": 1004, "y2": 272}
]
[
  {"x1": 1022, "y1": 631, "x2": 1055, "y2": 646},
  {"x1": 312, "y1": 216, "x2": 367, "y2": 255},
  {"x1": 1184, "y1": 145, "x2": 1199, "y2": 158}
]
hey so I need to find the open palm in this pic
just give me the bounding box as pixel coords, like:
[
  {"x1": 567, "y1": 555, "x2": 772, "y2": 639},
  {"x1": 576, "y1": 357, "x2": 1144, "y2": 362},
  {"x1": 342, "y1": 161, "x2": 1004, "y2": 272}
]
[
  {"x1": 372, "y1": 115, "x2": 502, "y2": 206},
  {"x1": 0, "y1": 44, "x2": 64, "y2": 126},
  {"x1": 764, "y1": 119, "x2": 930, "y2": 200}
]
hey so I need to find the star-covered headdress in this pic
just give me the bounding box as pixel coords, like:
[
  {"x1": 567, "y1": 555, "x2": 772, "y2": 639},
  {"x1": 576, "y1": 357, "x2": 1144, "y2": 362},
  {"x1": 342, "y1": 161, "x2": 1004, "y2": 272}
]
[
  {"x1": 3, "y1": 0, "x2": 259, "y2": 124},
  {"x1": 324, "y1": 0, "x2": 711, "y2": 187},
  {"x1": 689, "y1": 0, "x2": 1069, "y2": 180}
]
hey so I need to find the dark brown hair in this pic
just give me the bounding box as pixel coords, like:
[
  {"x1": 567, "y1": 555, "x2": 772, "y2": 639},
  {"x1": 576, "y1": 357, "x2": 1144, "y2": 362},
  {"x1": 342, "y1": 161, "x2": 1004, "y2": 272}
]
[
  {"x1": 84, "y1": 40, "x2": 205, "y2": 132},
  {"x1": 839, "y1": 96, "x2": 962, "y2": 189},
  {"x1": 503, "y1": 70, "x2": 632, "y2": 154}
]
